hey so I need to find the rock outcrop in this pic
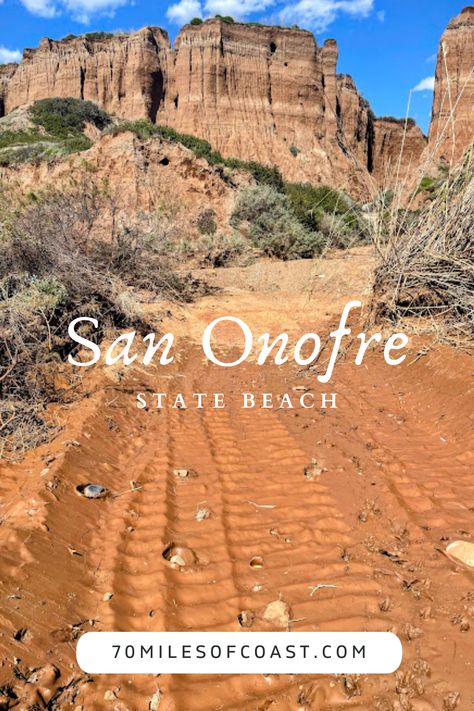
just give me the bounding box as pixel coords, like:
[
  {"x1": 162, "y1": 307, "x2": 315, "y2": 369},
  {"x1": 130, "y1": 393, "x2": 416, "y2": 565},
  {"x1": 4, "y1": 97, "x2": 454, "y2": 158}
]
[
  {"x1": 0, "y1": 64, "x2": 17, "y2": 117},
  {"x1": 336, "y1": 73, "x2": 374, "y2": 171},
  {"x1": 159, "y1": 22, "x2": 373, "y2": 193},
  {"x1": 1, "y1": 18, "x2": 435, "y2": 195},
  {"x1": 5, "y1": 28, "x2": 171, "y2": 121},
  {"x1": 0, "y1": 130, "x2": 241, "y2": 228},
  {"x1": 429, "y1": 6, "x2": 474, "y2": 165},
  {"x1": 372, "y1": 117, "x2": 427, "y2": 186}
]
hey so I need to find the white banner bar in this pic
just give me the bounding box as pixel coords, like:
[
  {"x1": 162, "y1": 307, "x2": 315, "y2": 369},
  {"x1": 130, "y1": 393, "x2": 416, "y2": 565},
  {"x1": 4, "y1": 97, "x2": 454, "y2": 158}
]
[{"x1": 77, "y1": 632, "x2": 402, "y2": 674}]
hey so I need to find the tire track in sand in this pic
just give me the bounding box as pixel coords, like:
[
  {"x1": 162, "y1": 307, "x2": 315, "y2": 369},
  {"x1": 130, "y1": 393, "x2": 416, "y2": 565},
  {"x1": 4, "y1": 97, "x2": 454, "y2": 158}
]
[{"x1": 162, "y1": 367, "x2": 388, "y2": 710}]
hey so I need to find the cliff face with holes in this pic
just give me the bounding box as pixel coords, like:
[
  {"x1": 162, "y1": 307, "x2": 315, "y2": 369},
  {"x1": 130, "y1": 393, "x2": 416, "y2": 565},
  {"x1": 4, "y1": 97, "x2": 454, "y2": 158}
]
[
  {"x1": 1, "y1": 18, "x2": 431, "y2": 194},
  {"x1": 429, "y1": 6, "x2": 474, "y2": 165},
  {"x1": 158, "y1": 22, "x2": 378, "y2": 193}
]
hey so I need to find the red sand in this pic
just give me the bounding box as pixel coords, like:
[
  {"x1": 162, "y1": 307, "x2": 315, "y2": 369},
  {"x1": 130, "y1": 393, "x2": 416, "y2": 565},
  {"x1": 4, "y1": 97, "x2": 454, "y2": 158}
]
[{"x1": 0, "y1": 250, "x2": 472, "y2": 710}]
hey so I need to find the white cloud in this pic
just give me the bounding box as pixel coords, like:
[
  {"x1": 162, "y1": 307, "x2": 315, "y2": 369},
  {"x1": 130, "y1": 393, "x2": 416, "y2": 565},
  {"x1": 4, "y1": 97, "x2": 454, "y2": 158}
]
[
  {"x1": 166, "y1": 0, "x2": 274, "y2": 23},
  {"x1": 19, "y1": 0, "x2": 129, "y2": 23},
  {"x1": 413, "y1": 76, "x2": 435, "y2": 92},
  {"x1": 204, "y1": 0, "x2": 274, "y2": 18},
  {"x1": 0, "y1": 46, "x2": 22, "y2": 63},
  {"x1": 166, "y1": 0, "x2": 375, "y2": 28},
  {"x1": 167, "y1": 0, "x2": 202, "y2": 24},
  {"x1": 65, "y1": 0, "x2": 129, "y2": 23},
  {"x1": 20, "y1": 0, "x2": 57, "y2": 17},
  {"x1": 376, "y1": 9, "x2": 385, "y2": 22},
  {"x1": 279, "y1": 0, "x2": 375, "y2": 32}
]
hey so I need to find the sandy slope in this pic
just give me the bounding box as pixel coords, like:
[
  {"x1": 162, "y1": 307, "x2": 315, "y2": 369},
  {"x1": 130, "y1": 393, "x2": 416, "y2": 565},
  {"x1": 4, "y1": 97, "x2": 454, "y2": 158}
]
[{"x1": 0, "y1": 249, "x2": 473, "y2": 710}]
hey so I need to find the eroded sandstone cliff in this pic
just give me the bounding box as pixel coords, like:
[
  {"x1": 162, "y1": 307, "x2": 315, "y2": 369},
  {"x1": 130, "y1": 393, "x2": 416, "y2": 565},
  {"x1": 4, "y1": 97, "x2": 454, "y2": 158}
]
[
  {"x1": 5, "y1": 28, "x2": 171, "y2": 121},
  {"x1": 0, "y1": 64, "x2": 17, "y2": 117},
  {"x1": 0, "y1": 130, "x2": 242, "y2": 229},
  {"x1": 429, "y1": 6, "x2": 474, "y2": 165},
  {"x1": 160, "y1": 22, "x2": 375, "y2": 192},
  {"x1": 3, "y1": 16, "x2": 454, "y2": 194},
  {"x1": 372, "y1": 117, "x2": 427, "y2": 186}
]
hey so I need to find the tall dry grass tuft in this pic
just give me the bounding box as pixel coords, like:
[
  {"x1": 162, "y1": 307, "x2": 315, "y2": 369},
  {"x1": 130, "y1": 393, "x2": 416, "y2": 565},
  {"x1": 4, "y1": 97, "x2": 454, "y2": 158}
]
[
  {"x1": 371, "y1": 147, "x2": 473, "y2": 344},
  {"x1": 367, "y1": 41, "x2": 474, "y2": 345}
]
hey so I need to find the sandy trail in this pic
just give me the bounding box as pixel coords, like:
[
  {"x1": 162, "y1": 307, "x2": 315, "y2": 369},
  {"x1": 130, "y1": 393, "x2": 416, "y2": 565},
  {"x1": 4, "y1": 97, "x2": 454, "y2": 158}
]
[{"x1": 0, "y1": 249, "x2": 473, "y2": 710}]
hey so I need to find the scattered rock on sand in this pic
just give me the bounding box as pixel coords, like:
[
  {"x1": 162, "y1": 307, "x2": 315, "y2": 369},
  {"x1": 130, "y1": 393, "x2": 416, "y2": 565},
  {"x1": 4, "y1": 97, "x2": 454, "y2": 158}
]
[
  {"x1": 262, "y1": 599, "x2": 291, "y2": 628},
  {"x1": 162, "y1": 543, "x2": 197, "y2": 568},
  {"x1": 149, "y1": 689, "x2": 161, "y2": 710},
  {"x1": 76, "y1": 484, "x2": 109, "y2": 499},
  {"x1": 173, "y1": 468, "x2": 197, "y2": 479},
  {"x1": 26, "y1": 664, "x2": 59, "y2": 687},
  {"x1": 403, "y1": 623, "x2": 424, "y2": 641},
  {"x1": 195, "y1": 506, "x2": 211, "y2": 521},
  {"x1": 446, "y1": 540, "x2": 474, "y2": 568},
  {"x1": 342, "y1": 674, "x2": 361, "y2": 698},
  {"x1": 250, "y1": 556, "x2": 264, "y2": 569},
  {"x1": 13, "y1": 627, "x2": 30, "y2": 642},
  {"x1": 443, "y1": 691, "x2": 461, "y2": 710},
  {"x1": 238, "y1": 610, "x2": 255, "y2": 628},
  {"x1": 379, "y1": 596, "x2": 392, "y2": 612},
  {"x1": 304, "y1": 460, "x2": 325, "y2": 480}
]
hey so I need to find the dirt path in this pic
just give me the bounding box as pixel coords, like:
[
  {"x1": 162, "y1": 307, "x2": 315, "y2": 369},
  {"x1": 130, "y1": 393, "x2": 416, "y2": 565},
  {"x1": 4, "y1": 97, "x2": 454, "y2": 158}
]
[{"x1": 0, "y1": 249, "x2": 473, "y2": 710}]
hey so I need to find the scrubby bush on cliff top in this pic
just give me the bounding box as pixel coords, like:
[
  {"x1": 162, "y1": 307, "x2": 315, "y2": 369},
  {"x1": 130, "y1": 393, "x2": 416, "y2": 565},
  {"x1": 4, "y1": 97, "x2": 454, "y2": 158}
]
[
  {"x1": 30, "y1": 97, "x2": 111, "y2": 136},
  {"x1": 0, "y1": 98, "x2": 111, "y2": 165},
  {"x1": 372, "y1": 149, "x2": 474, "y2": 343}
]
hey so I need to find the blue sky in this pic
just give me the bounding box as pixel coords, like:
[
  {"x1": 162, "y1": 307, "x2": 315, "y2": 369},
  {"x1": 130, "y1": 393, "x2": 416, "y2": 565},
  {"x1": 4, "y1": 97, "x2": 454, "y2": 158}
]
[{"x1": 0, "y1": 0, "x2": 465, "y2": 133}]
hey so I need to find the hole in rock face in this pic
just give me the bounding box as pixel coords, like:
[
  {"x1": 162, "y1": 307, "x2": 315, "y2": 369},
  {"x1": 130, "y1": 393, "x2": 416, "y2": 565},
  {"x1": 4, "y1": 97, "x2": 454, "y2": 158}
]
[
  {"x1": 159, "y1": 156, "x2": 170, "y2": 166},
  {"x1": 270, "y1": 41, "x2": 277, "y2": 54},
  {"x1": 162, "y1": 543, "x2": 197, "y2": 568},
  {"x1": 250, "y1": 555, "x2": 264, "y2": 569}
]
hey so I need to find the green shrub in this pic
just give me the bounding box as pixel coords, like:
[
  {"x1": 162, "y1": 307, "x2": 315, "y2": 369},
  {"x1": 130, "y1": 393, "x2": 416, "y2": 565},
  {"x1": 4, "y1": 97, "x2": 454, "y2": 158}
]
[
  {"x1": 0, "y1": 130, "x2": 43, "y2": 150},
  {"x1": 418, "y1": 176, "x2": 436, "y2": 191},
  {"x1": 226, "y1": 160, "x2": 284, "y2": 190},
  {"x1": 285, "y1": 182, "x2": 369, "y2": 244},
  {"x1": 0, "y1": 142, "x2": 61, "y2": 165},
  {"x1": 191, "y1": 232, "x2": 250, "y2": 267},
  {"x1": 0, "y1": 97, "x2": 111, "y2": 164},
  {"x1": 109, "y1": 118, "x2": 159, "y2": 140},
  {"x1": 84, "y1": 31, "x2": 115, "y2": 40},
  {"x1": 215, "y1": 14, "x2": 235, "y2": 22},
  {"x1": 196, "y1": 208, "x2": 217, "y2": 235},
  {"x1": 289, "y1": 145, "x2": 300, "y2": 158},
  {"x1": 416, "y1": 175, "x2": 444, "y2": 200},
  {"x1": 62, "y1": 33, "x2": 78, "y2": 40},
  {"x1": 190, "y1": 17, "x2": 203, "y2": 25},
  {"x1": 30, "y1": 97, "x2": 111, "y2": 138},
  {"x1": 231, "y1": 185, "x2": 325, "y2": 259}
]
